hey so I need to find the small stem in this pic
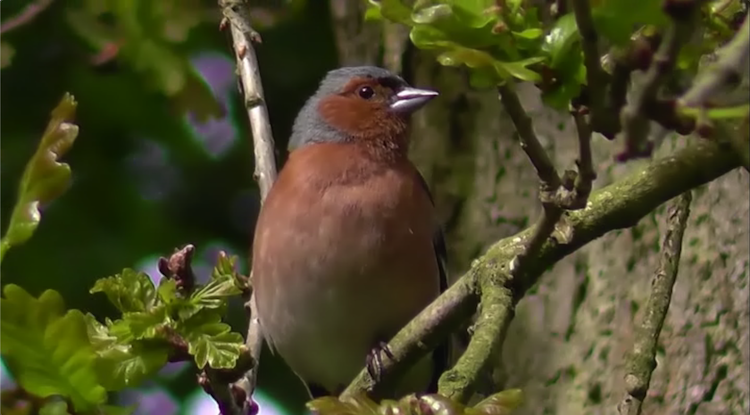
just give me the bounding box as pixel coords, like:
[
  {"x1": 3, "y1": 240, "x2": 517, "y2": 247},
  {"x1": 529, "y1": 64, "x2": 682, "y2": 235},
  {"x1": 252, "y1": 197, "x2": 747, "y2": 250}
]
[{"x1": 570, "y1": 0, "x2": 609, "y2": 132}]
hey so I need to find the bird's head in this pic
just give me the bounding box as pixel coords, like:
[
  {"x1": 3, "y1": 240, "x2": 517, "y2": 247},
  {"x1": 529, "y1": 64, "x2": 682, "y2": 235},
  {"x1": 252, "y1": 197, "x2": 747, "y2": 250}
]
[{"x1": 288, "y1": 66, "x2": 439, "y2": 152}]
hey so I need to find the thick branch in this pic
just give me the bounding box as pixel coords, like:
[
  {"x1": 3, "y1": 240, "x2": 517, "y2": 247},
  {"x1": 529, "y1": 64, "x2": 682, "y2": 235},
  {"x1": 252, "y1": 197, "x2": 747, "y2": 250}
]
[
  {"x1": 617, "y1": 1, "x2": 702, "y2": 160},
  {"x1": 437, "y1": 273, "x2": 515, "y2": 403},
  {"x1": 340, "y1": 275, "x2": 480, "y2": 400},
  {"x1": 341, "y1": 138, "x2": 740, "y2": 399},
  {"x1": 219, "y1": 1, "x2": 279, "y2": 414},
  {"x1": 679, "y1": 13, "x2": 750, "y2": 108},
  {"x1": 618, "y1": 191, "x2": 692, "y2": 415}
]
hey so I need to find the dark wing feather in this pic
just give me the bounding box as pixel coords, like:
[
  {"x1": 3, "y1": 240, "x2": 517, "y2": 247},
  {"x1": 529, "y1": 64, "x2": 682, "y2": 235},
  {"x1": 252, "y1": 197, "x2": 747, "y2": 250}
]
[{"x1": 416, "y1": 172, "x2": 450, "y2": 394}]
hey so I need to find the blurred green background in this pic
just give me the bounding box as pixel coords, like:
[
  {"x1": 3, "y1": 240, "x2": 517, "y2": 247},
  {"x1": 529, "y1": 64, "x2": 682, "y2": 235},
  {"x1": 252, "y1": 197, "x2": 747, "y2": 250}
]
[{"x1": 0, "y1": 0, "x2": 346, "y2": 413}]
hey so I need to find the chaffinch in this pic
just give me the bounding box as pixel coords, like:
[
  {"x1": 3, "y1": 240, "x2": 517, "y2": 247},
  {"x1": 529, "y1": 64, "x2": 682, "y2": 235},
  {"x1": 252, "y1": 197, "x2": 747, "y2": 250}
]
[{"x1": 252, "y1": 66, "x2": 447, "y2": 398}]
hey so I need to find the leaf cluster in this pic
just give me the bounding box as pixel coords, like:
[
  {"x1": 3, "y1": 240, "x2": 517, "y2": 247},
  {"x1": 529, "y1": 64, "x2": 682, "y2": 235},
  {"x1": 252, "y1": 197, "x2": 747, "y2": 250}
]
[
  {"x1": 367, "y1": 0, "x2": 742, "y2": 111},
  {"x1": 1, "y1": 247, "x2": 245, "y2": 414}
]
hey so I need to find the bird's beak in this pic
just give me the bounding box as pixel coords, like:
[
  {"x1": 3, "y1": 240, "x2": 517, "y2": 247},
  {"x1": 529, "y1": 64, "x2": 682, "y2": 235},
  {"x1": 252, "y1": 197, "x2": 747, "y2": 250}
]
[{"x1": 389, "y1": 87, "x2": 439, "y2": 114}]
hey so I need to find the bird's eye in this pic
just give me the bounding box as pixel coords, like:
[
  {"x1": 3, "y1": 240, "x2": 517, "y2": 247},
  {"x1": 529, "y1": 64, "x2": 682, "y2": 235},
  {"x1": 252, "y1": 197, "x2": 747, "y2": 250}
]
[{"x1": 358, "y1": 86, "x2": 375, "y2": 100}]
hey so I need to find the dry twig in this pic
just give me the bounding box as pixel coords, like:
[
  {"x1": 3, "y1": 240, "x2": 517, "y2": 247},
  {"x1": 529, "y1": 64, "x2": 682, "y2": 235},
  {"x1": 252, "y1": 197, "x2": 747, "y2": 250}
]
[{"x1": 218, "y1": 0, "x2": 279, "y2": 414}]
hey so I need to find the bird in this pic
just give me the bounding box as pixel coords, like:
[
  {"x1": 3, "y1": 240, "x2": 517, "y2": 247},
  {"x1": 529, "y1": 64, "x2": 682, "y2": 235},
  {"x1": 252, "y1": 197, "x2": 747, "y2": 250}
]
[{"x1": 251, "y1": 66, "x2": 448, "y2": 399}]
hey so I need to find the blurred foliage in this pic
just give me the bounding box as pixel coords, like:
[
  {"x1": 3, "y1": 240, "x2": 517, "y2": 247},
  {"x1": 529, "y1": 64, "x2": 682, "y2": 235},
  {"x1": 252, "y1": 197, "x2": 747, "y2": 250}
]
[
  {"x1": 1, "y1": 0, "x2": 336, "y2": 412},
  {"x1": 309, "y1": 389, "x2": 523, "y2": 415},
  {"x1": 366, "y1": 0, "x2": 746, "y2": 110}
]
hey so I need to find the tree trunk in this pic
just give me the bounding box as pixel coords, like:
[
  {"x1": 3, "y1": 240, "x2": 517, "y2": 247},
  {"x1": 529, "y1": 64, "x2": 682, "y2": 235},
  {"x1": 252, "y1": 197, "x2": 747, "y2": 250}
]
[{"x1": 407, "y1": 54, "x2": 750, "y2": 415}]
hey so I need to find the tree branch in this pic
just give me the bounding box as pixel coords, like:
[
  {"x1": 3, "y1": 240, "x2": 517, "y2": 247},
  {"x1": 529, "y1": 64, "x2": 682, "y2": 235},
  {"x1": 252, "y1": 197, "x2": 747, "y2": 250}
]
[
  {"x1": 678, "y1": 12, "x2": 750, "y2": 108},
  {"x1": 617, "y1": 0, "x2": 702, "y2": 161},
  {"x1": 570, "y1": 0, "x2": 609, "y2": 133},
  {"x1": 618, "y1": 191, "x2": 692, "y2": 415},
  {"x1": 497, "y1": 83, "x2": 564, "y2": 278},
  {"x1": 437, "y1": 273, "x2": 515, "y2": 402},
  {"x1": 340, "y1": 138, "x2": 740, "y2": 400},
  {"x1": 219, "y1": 1, "x2": 279, "y2": 414}
]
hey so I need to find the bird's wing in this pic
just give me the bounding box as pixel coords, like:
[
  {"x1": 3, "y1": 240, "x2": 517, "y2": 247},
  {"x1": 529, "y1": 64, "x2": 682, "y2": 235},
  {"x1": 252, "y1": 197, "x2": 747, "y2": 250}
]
[
  {"x1": 415, "y1": 172, "x2": 448, "y2": 293},
  {"x1": 415, "y1": 172, "x2": 450, "y2": 393}
]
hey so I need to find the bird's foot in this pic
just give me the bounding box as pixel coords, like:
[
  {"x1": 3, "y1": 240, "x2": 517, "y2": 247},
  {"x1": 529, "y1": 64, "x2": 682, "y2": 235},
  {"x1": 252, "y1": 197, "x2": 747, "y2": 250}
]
[{"x1": 366, "y1": 340, "x2": 394, "y2": 382}]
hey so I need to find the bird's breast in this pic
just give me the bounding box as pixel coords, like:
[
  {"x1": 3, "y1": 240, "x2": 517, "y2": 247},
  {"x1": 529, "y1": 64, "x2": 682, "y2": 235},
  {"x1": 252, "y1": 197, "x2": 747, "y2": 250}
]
[{"x1": 252, "y1": 145, "x2": 440, "y2": 393}]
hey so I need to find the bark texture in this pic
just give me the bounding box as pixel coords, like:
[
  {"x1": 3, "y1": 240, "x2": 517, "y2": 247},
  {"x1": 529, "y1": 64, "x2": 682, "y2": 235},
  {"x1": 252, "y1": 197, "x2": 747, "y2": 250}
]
[{"x1": 408, "y1": 54, "x2": 749, "y2": 415}]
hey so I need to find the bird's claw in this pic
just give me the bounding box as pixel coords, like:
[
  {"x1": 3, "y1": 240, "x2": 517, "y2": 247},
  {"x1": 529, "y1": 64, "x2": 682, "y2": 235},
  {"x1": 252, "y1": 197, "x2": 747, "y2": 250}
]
[{"x1": 366, "y1": 341, "x2": 394, "y2": 382}]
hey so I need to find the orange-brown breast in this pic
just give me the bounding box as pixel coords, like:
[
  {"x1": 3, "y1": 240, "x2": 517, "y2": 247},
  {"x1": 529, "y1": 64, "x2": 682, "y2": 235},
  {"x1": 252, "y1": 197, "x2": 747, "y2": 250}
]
[{"x1": 252, "y1": 142, "x2": 440, "y2": 393}]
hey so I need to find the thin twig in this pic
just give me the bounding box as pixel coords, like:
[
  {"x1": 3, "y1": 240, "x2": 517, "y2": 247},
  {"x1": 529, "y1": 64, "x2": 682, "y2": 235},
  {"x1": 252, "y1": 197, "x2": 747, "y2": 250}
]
[
  {"x1": 618, "y1": 191, "x2": 692, "y2": 415},
  {"x1": 617, "y1": 1, "x2": 703, "y2": 161},
  {"x1": 339, "y1": 139, "x2": 740, "y2": 400},
  {"x1": 679, "y1": 12, "x2": 750, "y2": 108},
  {"x1": 0, "y1": 0, "x2": 55, "y2": 35},
  {"x1": 498, "y1": 83, "x2": 562, "y2": 194},
  {"x1": 497, "y1": 83, "x2": 596, "y2": 280},
  {"x1": 569, "y1": 108, "x2": 597, "y2": 206},
  {"x1": 570, "y1": 0, "x2": 609, "y2": 132},
  {"x1": 219, "y1": 0, "x2": 279, "y2": 414},
  {"x1": 497, "y1": 83, "x2": 564, "y2": 276}
]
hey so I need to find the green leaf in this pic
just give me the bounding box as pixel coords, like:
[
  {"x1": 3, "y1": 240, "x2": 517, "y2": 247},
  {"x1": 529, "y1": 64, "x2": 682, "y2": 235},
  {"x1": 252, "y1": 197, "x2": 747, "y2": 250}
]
[
  {"x1": 0, "y1": 94, "x2": 78, "y2": 263},
  {"x1": 591, "y1": 0, "x2": 669, "y2": 45},
  {"x1": 0, "y1": 285, "x2": 107, "y2": 411},
  {"x1": 1, "y1": 41, "x2": 15, "y2": 69},
  {"x1": 451, "y1": 2, "x2": 497, "y2": 29},
  {"x1": 190, "y1": 275, "x2": 242, "y2": 309},
  {"x1": 513, "y1": 28, "x2": 543, "y2": 39},
  {"x1": 90, "y1": 268, "x2": 157, "y2": 313},
  {"x1": 94, "y1": 343, "x2": 169, "y2": 390},
  {"x1": 495, "y1": 57, "x2": 546, "y2": 82},
  {"x1": 157, "y1": 278, "x2": 179, "y2": 305},
  {"x1": 122, "y1": 309, "x2": 167, "y2": 339},
  {"x1": 412, "y1": 4, "x2": 454, "y2": 25},
  {"x1": 379, "y1": 0, "x2": 414, "y2": 26},
  {"x1": 180, "y1": 312, "x2": 244, "y2": 369},
  {"x1": 84, "y1": 314, "x2": 168, "y2": 390},
  {"x1": 364, "y1": 4, "x2": 383, "y2": 21},
  {"x1": 542, "y1": 13, "x2": 580, "y2": 71},
  {"x1": 473, "y1": 388, "x2": 524, "y2": 413},
  {"x1": 410, "y1": 25, "x2": 453, "y2": 49},
  {"x1": 40, "y1": 401, "x2": 72, "y2": 415}
]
